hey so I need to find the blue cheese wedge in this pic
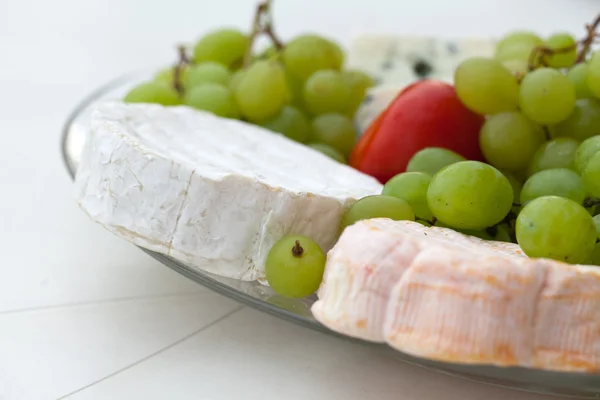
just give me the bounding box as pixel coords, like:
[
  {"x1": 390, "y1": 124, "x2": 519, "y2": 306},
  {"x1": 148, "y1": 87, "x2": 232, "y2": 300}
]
[
  {"x1": 348, "y1": 36, "x2": 495, "y2": 132},
  {"x1": 75, "y1": 102, "x2": 383, "y2": 282}
]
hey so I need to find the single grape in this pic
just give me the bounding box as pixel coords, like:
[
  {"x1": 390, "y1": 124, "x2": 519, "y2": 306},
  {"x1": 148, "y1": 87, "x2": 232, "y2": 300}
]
[
  {"x1": 520, "y1": 168, "x2": 586, "y2": 205},
  {"x1": 567, "y1": 64, "x2": 595, "y2": 99},
  {"x1": 593, "y1": 214, "x2": 600, "y2": 238},
  {"x1": 516, "y1": 196, "x2": 596, "y2": 264},
  {"x1": 502, "y1": 59, "x2": 528, "y2": 80},
  {"x1": 311, "y1": 113, "x2": 356, "y2": 156},
  {"x1": 582, "y1": 151, "x2": 600, "y2": 197},
  {"x1": 303, "y1": 70, "x2": 350, "y2": 115},
  {"x1": 435, "y1": 220, "x2": 494, "y2": 241},
  {"x1": 519, "y1": 68, "x2": 576, "y2": 125},
  {"x1": 307, "y1": 143, "x2": 346, "y2": 163},
  {"x1": 587, "y1": 51, "x2": 600, "y2": 98},
  {"x1": 406, "y1": 147, "x2": 466, "y2": 176},
  {"x1": 193, "y1": 28, "x2": 248, "y2": 69},
  {"x1": 327, "y1": 39, "x2": 345, "y2": 70},
  {"x1": 575, "y1": 135, "x2": 600, "y2": 173},
  {"x1": 479, "y1": 111, "x2": 545, "y2": 171},
  {"x1": 283, "y1": 34, "x2": 341, "y2": 81},
  {"x1": 503, "y1": 170, "x2": 523, "y2": 214},
  {"x1": 184, "y1": 62, "x2": 231, "y2": 89},
  {"x1": 341, "y1": 70, "x2": 375, "y2": 117},
  {"x1": 382, "y1": 172, "x2": 433, "y2": 221},
  {"x1": 427, "y1": 161, "x2": 513, "y2": 230},
  {"x1": 183, "y1": 83, "x2": 239, "y2": 118},
  {"x1": 341, "y1": 195, "x2": 415, "y2": 229},
  {"x1": 454, "y1": 57, "x2": 519, "y2": 115},
  {"x1": 551, "y1": 99, "x2": 600, "y2": 142},
  {"x1": 586, "y1": 243, "x2": 600, "y2": 266},
  {"x1": 233, "y1": 60, "x2": 288, "y2": 122},
  {"x1": 154, "y1": 65, "x2": 189, "y2": 86},
  {"x1": 260, "y1": 106, "x2": 311, "y2": 143},
  {"x1": 494, "y1": 223, "x2": 515, "y2": 243},
  {"x1": 229, "y1": 69, "x2": 246, "y2": 91},
  {"x1": 544, "y1": 33, "x2": 577, "y2": 68},
  {"x1": 124, "y1": 82, "x2": 180, "y2": 106},
  {"x1": 495, "y1": 31, "x2": 543, "y2": 62},
  {"x1": 528, "y1": 137, "x2": 579, "y2": 176},
  {"x1": 265, "y1": 235, "x2": 326, "y2": 298}
]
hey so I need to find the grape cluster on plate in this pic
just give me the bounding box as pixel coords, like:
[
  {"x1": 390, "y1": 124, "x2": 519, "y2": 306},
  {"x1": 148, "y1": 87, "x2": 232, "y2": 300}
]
[
  {"x1": 122, "y1": 1, "x2": 373, "y2": 165},
  {"x1": 345, "y1": 17, "x2": 600, "y2": 269}
]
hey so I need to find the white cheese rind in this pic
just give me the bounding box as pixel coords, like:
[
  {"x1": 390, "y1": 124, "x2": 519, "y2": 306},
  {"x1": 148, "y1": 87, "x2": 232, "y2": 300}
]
[
  {"x1": 313, "y1": 219, "x2": 600, "y2": 373},
  {"x1": 75, "y1": 102, "x2": 383, "y2": 281}
]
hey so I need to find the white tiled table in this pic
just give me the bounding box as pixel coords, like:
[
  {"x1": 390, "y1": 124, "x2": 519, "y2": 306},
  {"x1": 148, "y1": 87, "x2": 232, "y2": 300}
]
[{"x1": 0, "y1": 0, "x2": 597, "y2": 398}]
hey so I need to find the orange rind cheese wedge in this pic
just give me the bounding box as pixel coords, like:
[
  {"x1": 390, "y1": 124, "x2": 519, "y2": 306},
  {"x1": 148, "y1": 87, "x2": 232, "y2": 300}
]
[{"x1": 311, "y1": 219, "x2": 600, "y2": 373}]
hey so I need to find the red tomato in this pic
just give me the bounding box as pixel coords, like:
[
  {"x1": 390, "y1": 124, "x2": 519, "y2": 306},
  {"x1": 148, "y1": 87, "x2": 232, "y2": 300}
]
[{"x1": 350, "y1": 80, "x2": 485, "y2": 183}]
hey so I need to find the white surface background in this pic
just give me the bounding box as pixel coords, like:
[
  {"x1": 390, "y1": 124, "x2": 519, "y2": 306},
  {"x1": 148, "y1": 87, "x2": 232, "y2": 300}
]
[{"x1": 0, "y1": 0, "x2": 598, "y2": 399}]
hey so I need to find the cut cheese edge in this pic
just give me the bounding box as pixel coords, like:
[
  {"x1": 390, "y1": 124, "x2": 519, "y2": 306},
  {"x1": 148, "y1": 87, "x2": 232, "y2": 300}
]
[
  {"x1": 312, "y1": 219, "x2": 600, "y2": 373},
  {"x1": 75, "y1": 102, "x2": 382, "y2": 282}
]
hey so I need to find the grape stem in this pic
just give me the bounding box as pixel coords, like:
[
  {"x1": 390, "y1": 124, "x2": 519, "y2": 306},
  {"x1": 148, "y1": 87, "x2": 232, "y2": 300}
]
[
  {"x1": 243, "y1": 0, "x2": 284, "y2": 68},
  {"x1": 527, "y1": 13, "x2": 600, "y2": 71},
  {"x1": 173, "y1": 45, "x2": 191, "y2": 96},
  {"x1": 292, "y1": 240, "x2": 304, "y2": 257}
]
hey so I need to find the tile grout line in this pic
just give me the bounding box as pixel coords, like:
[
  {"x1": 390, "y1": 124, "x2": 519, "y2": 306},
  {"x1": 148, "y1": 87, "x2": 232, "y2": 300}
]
[
  {"x1": 56, "y1": 305, "x2": 244, "y2": 400},
  {"x1": 0, "y1": 291, "x2": 205, "y2": 316}
]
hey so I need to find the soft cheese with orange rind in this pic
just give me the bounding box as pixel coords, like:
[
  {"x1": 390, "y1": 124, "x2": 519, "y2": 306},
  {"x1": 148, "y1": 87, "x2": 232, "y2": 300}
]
[{"x1": 312, "y1": 219, "x2": 600, "y2": 373}]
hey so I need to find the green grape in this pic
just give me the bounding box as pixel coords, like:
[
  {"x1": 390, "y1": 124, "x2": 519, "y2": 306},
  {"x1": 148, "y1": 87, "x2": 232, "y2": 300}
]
[
  {"x1": 307, "y1": 143, "x2": 346, "y2": 163},
  {"x1": 494, "y1": 223, "x2": 515, "y2": 243},
  {"x1": 582, "y1": 151, "x2": 600, "y2": 197},
  {"x1": 516, "y1": 196, "x2": 596, "y2": 264},
  {"x1": 406, "y1": 147, "x2": 466, "y2": 176},
  {"x1": 341, "y1": 195, "x2": 415, "y2": 229},
  {"x1": 495, "y1": 31, "x2": 543, "y2": 62},
  {"x1": 502, "y1": 59, "x2": 528, "y2": 80},
  {"x1": 303, "y1": 70, "x2": 350, "y2": 115},
  {"x1": 427, "y1": 161, "x2": 513, "y2": 230},
  {"x1": 183, "y1": 83, "x2": 239, "y2": 118},
  {"x1": 543, "y1": 33, "x2": 577, "y2": 68},
  {"x1": 479, "y1": 111, "x2": 545, "y2": 171},
  {"x1": 327, "y1": 39, "x2": 345, "y2": 70},
  {"x1": 382, "y1": 172, "x2": 433, "y2": 220},
  {"x1": 311, "y1": 113, "x2": 356, "y2": 156},
  {"x1": 154, "y1": 65, "x2": 189, "y2": 86},
  {"x1": 124, "y1": 82, "x2": 180, "y2": 106},
  {"x1": 193, "y1": 28, "x2": 248, "y2": 69},
  {"x1": 551, "y1": 99, "x2": 600, "y2": 141},
  {"x1": 282, "y1": 34, "x2": 341, "y2": 81},
  {"x1": 519, "y1": 68, "x2": 576, "y2": 125},
  {"x1": 593, "y1": 214, "x2": 600, "y2": 238},
  {"x1": 503, "y1": 170, "x2": 523, "y2": 214},
  {"x1": 341, "y1": 70, "x2": 375, "y2": 117},
  {"x1": 586, "y1": 243, "x2": 600, "y2": 266},
  {"x1": 260, "y1": 106, "x2": 311, "y2": 143},
  {"x1": 229, "y1": 69, "x2": 246, "y2": 91},
  {"x1": 184, "y1": 62, "x2": 231, "y2": 89},
  {"x1": 587, "y1": 51, "x2": 600, "y2": 98},
  {"x1": 454, "y1": 57, "x2": 519, "y2": 115},
  {"x1": 575, "y1": 135, "x2": 600, "y2": 172},
  {"x1": 265, "y1": 235, "x2": 325, "y2": 298},
  {"x1": 528, "y1": 137, "x2": 579, "y2": 176},
  {"x1": 567, "y1": 64, "x2": 595, "y2": 99},
  {"x1": 520, "y1": 168, "x2": 585, "y2": 205},
  {"x1": 233, "y1": 60, "x2": 288, "y2": 122}
]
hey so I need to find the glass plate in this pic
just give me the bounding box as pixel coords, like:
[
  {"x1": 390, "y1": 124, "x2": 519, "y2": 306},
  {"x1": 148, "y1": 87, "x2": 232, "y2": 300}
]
[{"x1": 61, "y1": 71, "x2": 600, "y2": 399}]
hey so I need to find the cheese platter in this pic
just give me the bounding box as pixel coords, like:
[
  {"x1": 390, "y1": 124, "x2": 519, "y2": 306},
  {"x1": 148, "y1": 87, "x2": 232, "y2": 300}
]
[{"x1": 61, "y1": 2, "x2": 600, "y2": 397}]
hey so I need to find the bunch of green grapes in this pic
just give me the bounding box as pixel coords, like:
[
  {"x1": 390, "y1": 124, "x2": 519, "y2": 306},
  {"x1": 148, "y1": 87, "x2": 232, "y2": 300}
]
[{"x1": 123, "y1": 26, "x2": 374, "y2": 165}]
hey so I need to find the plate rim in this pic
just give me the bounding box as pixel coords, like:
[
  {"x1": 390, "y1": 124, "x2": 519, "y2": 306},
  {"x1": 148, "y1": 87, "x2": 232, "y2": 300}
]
[{"x1": 60, "y1": 72, "x2": 600, "y2": 399}]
